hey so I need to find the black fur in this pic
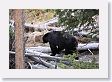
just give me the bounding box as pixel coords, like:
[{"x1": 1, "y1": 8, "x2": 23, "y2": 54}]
[{"x1": 43, "y1": 31, "x2": 78, "y2": 56}]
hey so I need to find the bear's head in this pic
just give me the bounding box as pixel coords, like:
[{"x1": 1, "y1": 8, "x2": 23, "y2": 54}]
[{"x1": 42, "y1": 32, "x2": 50, "y2": 43}]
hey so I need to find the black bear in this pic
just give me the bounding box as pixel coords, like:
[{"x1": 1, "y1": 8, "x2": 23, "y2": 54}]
[{"x1": 43, "y1": 31, "x2": 78, "y2": 56}]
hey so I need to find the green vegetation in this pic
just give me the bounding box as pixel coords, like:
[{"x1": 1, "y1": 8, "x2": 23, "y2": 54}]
[
  {"x1": 10, "y1": 9, "x2": 99, "y2": 28},
  {"x1": 55, "y1": 9, "x2": 99, "y2": 30},
  {"x1": 58, "y1": 53, "x2": 99, "y2": 69}
]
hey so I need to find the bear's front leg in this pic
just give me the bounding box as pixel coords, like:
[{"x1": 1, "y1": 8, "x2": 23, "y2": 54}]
[{"x1": 49, "y1": 43, "x2": 58, "y2": 56}]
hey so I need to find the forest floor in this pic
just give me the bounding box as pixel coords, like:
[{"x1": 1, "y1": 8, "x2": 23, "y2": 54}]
[{"x1": 25, "y1": 39, "x2": 99, "y2": 64}]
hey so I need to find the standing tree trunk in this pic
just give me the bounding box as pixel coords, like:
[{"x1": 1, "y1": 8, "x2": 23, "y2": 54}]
[{"x1": 14, "y1": 9, "x2": 25, "y2": 69}]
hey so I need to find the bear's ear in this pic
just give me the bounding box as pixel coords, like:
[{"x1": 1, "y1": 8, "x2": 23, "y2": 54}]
[{"x1": 42, "y1": 33, "x2": 50, "y2": 43}]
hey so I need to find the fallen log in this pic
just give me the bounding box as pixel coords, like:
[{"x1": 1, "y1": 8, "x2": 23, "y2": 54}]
[
  {"x1": 9, "y1": 51, "x2": 60, "y2": 69},
  {"x1": 24, "y1": 23, "x2": 64, "y2": 31},
  {"x1": 31, "y1": 65, "x2": 48, "y2": 69},
  {"x1": 24, "y1": 16, "x2": 64, "y2": 31},
  {"x1": 25, "y1": 62, "x2": 32, "y2": 69},
  {"x1": 26, "y1": 46, "x2": 51, "y2": 53},
  {"x1": 28, "y1": 56, "x2": 55, "y2": 69},
  {"x1": 25, "y1": 50, "x2": 64, "y2": 61},
  {"x1": 77, "y1": 43, "x2": 99, "y2": 50},
  {"x1": 26, "y1": 43, "x2": 99, "y2": 53},
  {"x1": 9, "y1": 51, "x2": 64, "y2": 61}
]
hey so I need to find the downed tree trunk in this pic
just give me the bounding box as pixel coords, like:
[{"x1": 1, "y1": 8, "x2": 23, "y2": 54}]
[
  {"x1": 9, "y1": 51, "x2": 64, "y2": 60},
  {"x1": 26, "y1": 43, "x2": 99, "y2": 53},
  {"x1": 77, "y1": 43, "x2": 99, "y2": 50},
  {"x1": 25, "y1": 50, "x2": 64, "y2": 61},
  {"x1": 9, "y1": 51, "x2": 59, "y2": 69},
  {"x1": 28, "y1": 56, "x2": 55, "y2": 69},
  {"x1": 26, "y1": 46, "x2": 51, "y2": 53},
  {"x1": 24, "y1": 23, "x2": 64, "y2": 31},
  {"x1": 31, "y1": 65, "x2": 47, "y2": 69}
]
